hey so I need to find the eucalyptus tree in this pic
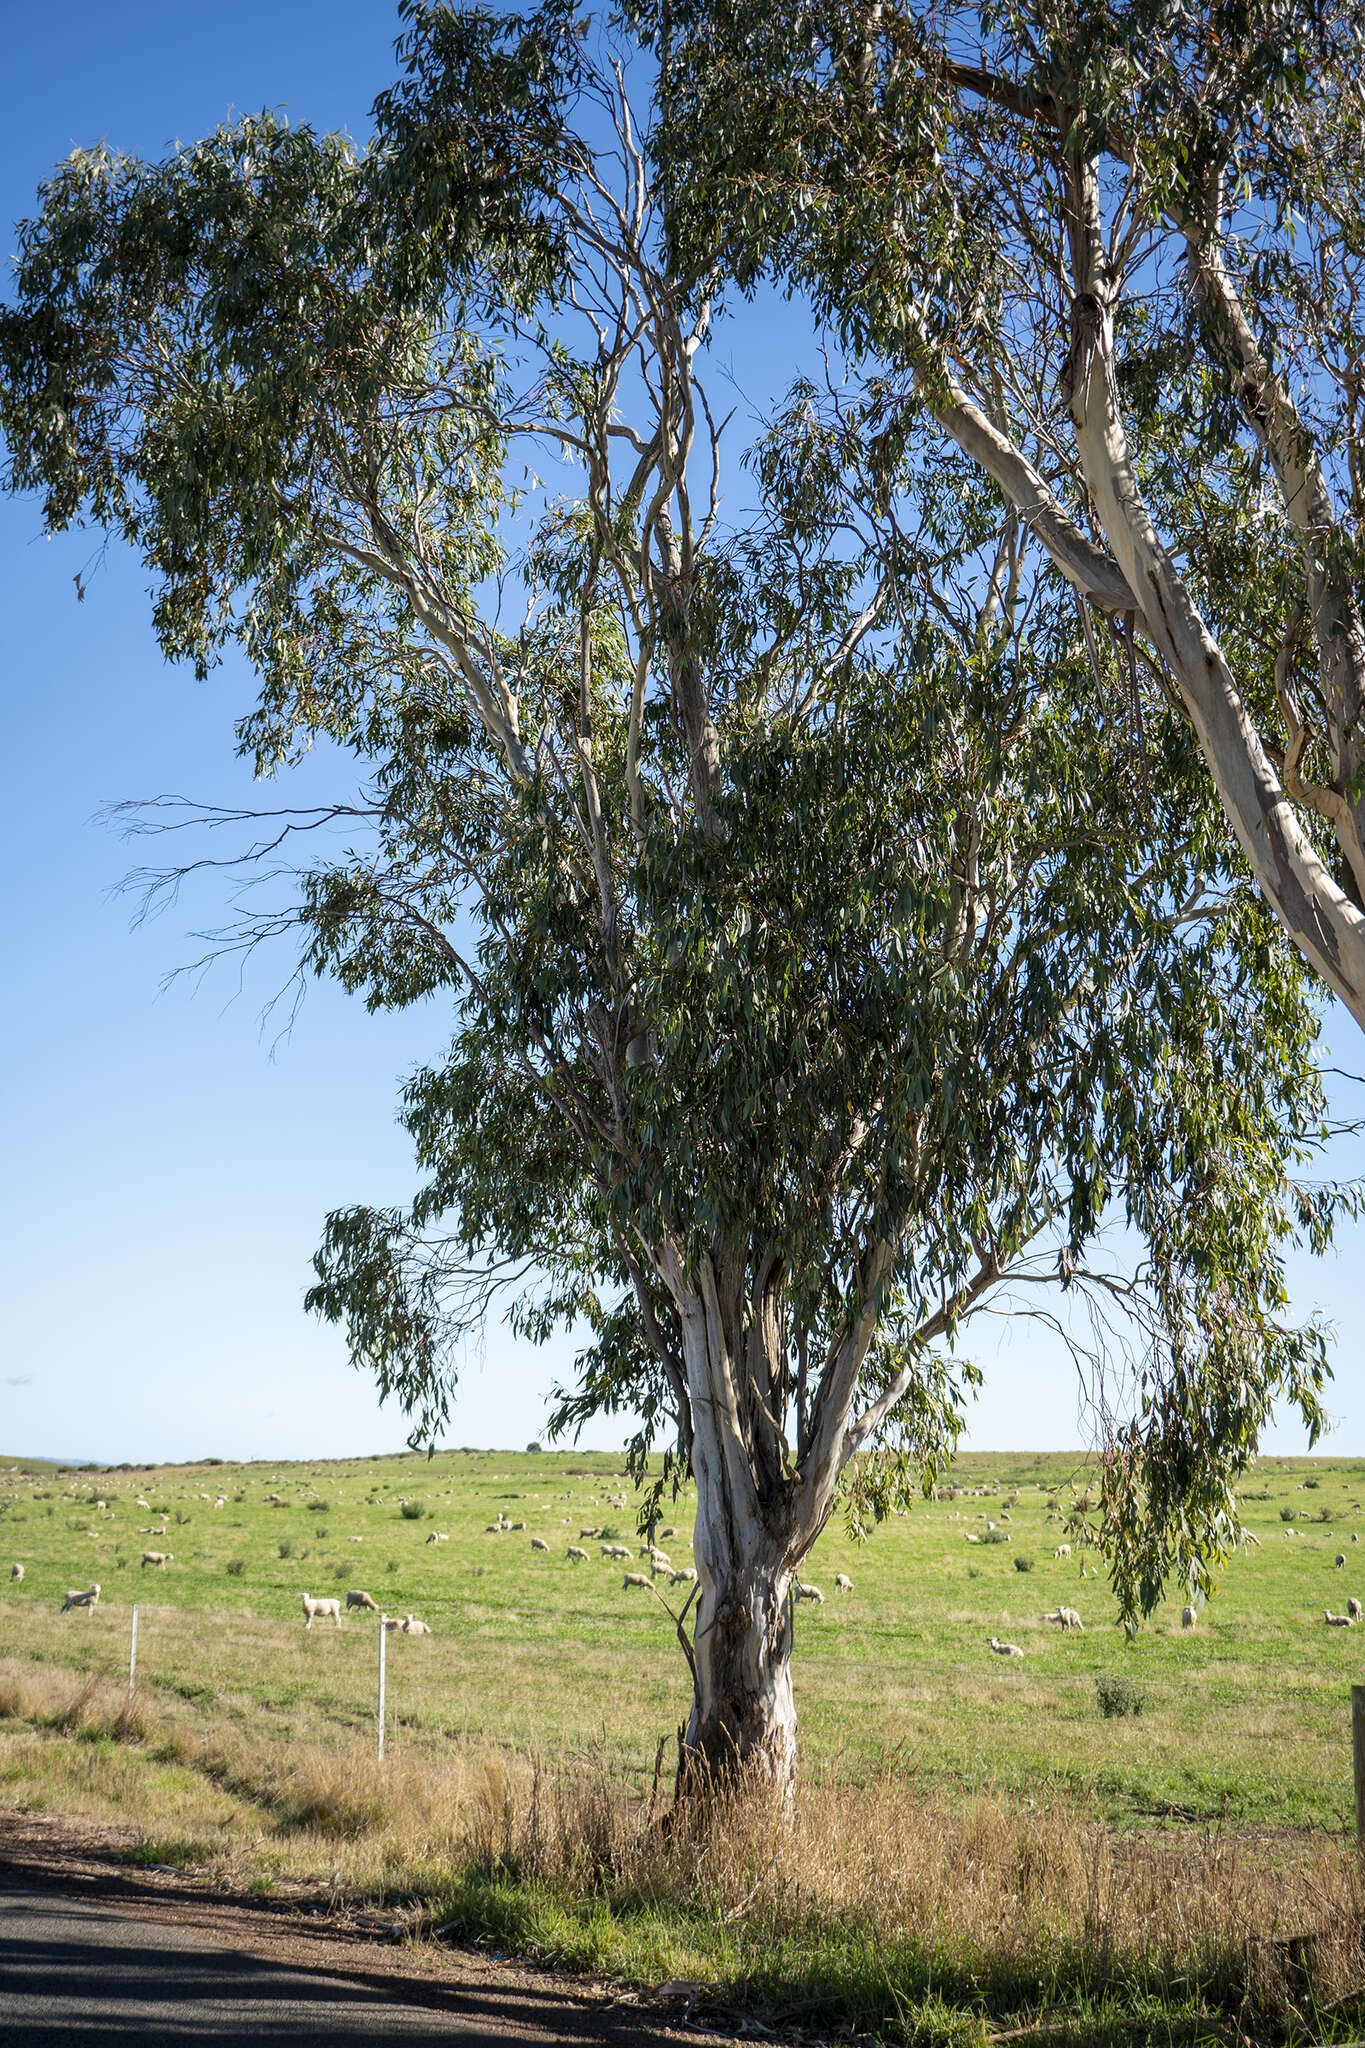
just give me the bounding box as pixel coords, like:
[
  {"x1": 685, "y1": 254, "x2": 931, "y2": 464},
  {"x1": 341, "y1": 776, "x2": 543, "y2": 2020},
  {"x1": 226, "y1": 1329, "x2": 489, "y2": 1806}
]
[
  {"x1": 635, "y1": 0, "x2": 1365, "y2": 1029},
  {"x1": 0, "y1": 4, "x2": 1344, "y2": 1790}
]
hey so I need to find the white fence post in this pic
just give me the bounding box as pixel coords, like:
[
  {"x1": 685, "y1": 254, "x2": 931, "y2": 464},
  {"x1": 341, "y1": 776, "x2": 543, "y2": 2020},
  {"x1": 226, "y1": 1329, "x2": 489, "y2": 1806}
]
[
  {"x1": 129, "y1": 1605, "x2": 138, "y2": 1702},
  {"x1": 378, "y1": 1618, "x2": 387, "y2": 1761}
]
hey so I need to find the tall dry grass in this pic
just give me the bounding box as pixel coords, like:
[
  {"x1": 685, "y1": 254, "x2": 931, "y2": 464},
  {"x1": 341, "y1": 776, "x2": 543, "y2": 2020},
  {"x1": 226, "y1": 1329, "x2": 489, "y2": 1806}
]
[{"x1": 2, "y1": 1661, "x2": 1362, "y2": 2038}]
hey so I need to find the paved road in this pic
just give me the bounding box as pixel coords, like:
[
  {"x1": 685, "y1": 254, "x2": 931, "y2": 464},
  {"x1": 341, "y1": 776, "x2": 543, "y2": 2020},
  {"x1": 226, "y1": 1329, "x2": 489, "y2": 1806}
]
[{"x1": 0, "y1": 1885, "x2": 660, "y2": 2045}]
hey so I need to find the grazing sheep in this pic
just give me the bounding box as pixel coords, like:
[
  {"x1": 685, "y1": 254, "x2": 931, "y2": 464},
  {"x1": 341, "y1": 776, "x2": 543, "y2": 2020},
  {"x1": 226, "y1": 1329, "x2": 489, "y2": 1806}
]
[
  {"x1": 579, "y1": 1527, "x2": 603, "y2": 1540},
  {"x1": 834, "y1": 1573, "x2": 854, "y2": 1593},
  {"x1": 509, "y1": 1521, "x2": 526, "y2": 1531},
  {"x1": 301, "y1": 1593, "x2": 342, "y2": 1629},
  {"x1": 963, "y1": 1532, "x2": 980, "y2": 1543},
  {"x1": 659, "y1": 1526, "x2": 677, "y2": 1539},
  {"x1": 140, "y1": 1550, "x2": 173, "y2": 1569},
  {"x1": 1180, "y1": 1605, "x2": 1198, "y2": 1629},
  {"x1": 565, "y1": 1545, "x2": 589, "y2": 1563},
  {"x1": 647, "y1": 1551, "x2": 671, "y2": 1573},
  {"x1": 1336, "y1": 1553, "x2": 1347, "y2": 1568},
  {"x1": 1349, "y1": 1597, "x2": 1364, "y2": 1623},
  {"x1": 1053, "y1": 1543, "x2": 1071, "y2": 1558},
  {"x1": 794, "y1": 1582, "x2": 824, "y2": 1605},
  {"x1": 135, "y1": 1499, "x2": 150, "y2": 1510},
  {"x1": 380, "y1": 1614, "x2": 403, "y2": 1631},
  {"x1": 9, "y1": 1563, "x2": 23, "y2": 1582},
  {"x1": 345, "y1": 1590, "x2": 379, "y2": 1612},
  {"x1": 1326, "y1": 1609, "x2": 1353, "y2": 1627},
  {"x1": 530, "y1": 1536, "x2": 550, "y2": 1552},
  {"x1": 401, "y1": 1615, "x2": 431, "y2": 1635},
  {"x1": 60, "y1": 1583, "x2": 101, "y2": 1615},
  {"x1": 601, "y1": 1543, "x2": 632, "y2": 1561},
  {"x1": 425, "y1": 1532, "x2": 449, "y2": 1544},
  {"x1": 669, "y1": 1567, "x2": 698, "y2": 1586},
  {"x1": 1043, "y1": 1606, "x2": 1084, "y2": 1631},
  {"x1": 623, "y1": 1571, "x2": 652, "y2": 1591},
  {"x1": 987, "y1": 1637, "x2": 1023, "y2": 1656}
]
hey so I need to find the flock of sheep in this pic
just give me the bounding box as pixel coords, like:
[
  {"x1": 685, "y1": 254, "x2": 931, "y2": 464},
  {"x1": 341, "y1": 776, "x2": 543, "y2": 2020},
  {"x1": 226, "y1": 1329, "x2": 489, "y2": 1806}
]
[{"x1": 10, "y1": 1463, "x2": 1365, "y2": 1662}]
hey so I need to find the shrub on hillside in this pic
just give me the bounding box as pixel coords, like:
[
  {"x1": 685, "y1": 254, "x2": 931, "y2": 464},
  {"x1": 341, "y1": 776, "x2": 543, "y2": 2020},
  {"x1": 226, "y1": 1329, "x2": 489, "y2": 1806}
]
[
  {"x1": 1096, "y1": 1675, "x2": 1145, "y2": 1719},
  {"x1": 400, "y1": 1501, "x2": 425, "y2": 1520},
  {"x1": 1280, "y1": 1506, "x2": 1296, "y2": 1521},
  {"x1": 278, "y1": 1539, "x2": 294, "y2": 1560},
  {"x1": 980, "y1": 1529, "x2": 1009, "y2": 1545},
  {"x1": 1013, "y1": 1555, "x2": 1035, "y2": 1573},
  {"x1": 225, "y1": 1559, "x2": 246, "y2": 1578}
]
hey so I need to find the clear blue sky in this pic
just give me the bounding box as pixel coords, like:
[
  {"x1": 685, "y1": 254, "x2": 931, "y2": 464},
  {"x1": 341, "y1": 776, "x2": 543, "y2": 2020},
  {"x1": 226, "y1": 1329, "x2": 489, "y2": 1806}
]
[{"x1": 1, "y1": 3, "x2": 1358, "y2": 1466}]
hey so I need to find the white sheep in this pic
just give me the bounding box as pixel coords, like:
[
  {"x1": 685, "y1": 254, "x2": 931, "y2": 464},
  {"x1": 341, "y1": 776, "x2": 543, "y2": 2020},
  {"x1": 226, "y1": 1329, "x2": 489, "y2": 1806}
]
[
  {"x1": 345, "y1": 1589, "x2": 379, "y2": 1612},
  {"x1": 425, "y1": 1532, "x2": 450, "y2": 1544},
  {"x1": 1053, "y1": 1543, "x2": 1071, "y2": 1558},
  {"x1": 1180, "y1": 1605, "x2": 1198, "y2": 1629},
  {"x1": 380, "y1": 1613, "x2": 403, "y2": 1631},
  {"x1": 1043, "y1": 1606, "x2": 1084, "y2": 1631},
  {"x1": 530, "y1": 1536, "x2": 550, "y2": 1552},
  {"x1": 659, "y1": 1526, "x2": 677, "y2": 1539},
  {"x1": 401, "y1": 1615, "x2": 431, "y2": 1634},
  {"x1": 601, "y1": 1543, "x2": 632, "y2": 1561},
  {"x1": 140, "y1": 1550, "x2": 173, "y2": 1569},
  {"x1": 1326, "y1": 1609, "x2": 1353, "y2": 1627},
  {"x1": 963, "y1": 1532, "x2": 980, "y2": 1544},
  {"x1": 301, "y1": 1593, "x2": 342, "y2": 1629},
  {"x1": 566, "y1": 1545, "x2": 589, "y2": 1563},
  {"x1": 9, "y1": 1563, "x2": 23, "y2": 1582},
  {"x1": 1349, "y1": 1597, "x2": 1364, "y2": 1623},
  {"x1": 1336, "y1": 1553, "x2": 1347, "y2": 1568},
  {"x1": 794, "y1": 1582, "x2": 824, "y2": 1604},
  {"x1": 988, "y1": 1637, "x2": 1023, "y2": 1656},
  {"x1": 623, "y1": 1571, "x2": 652, "y2": 1590},
  {"x1": 834, "y1": 1573, "x2": 854, "y2": 1593},
  {"x1": 61, "y1": 1584, "x2": 100, "y2": 1615},
  {"x1": 669, "y1": 1567, "x2": 698, "y2": 1586}
]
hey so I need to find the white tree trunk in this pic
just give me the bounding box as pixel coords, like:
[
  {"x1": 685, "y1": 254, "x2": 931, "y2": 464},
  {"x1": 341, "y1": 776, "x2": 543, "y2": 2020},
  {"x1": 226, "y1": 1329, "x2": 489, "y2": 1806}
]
[
  {"x1": 686, "y1": 1505, "x2": 798, "y2": 1787},
  {"x1": 664, "y1": 1258, "x2": 804, "y2": 1793}
]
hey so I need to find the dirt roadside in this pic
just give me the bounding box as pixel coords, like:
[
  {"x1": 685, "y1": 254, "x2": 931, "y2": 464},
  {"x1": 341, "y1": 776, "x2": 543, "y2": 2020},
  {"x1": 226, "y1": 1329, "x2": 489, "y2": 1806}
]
[{"x1": 0, "y1": 1807, "x2": 731, "y2": 2046}]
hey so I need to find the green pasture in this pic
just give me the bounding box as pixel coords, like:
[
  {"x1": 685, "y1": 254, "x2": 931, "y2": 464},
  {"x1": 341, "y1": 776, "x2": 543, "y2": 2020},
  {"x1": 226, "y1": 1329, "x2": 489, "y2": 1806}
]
[{"x1": 2, "y1": 1447, "x2": 1363, "y2": 1834}]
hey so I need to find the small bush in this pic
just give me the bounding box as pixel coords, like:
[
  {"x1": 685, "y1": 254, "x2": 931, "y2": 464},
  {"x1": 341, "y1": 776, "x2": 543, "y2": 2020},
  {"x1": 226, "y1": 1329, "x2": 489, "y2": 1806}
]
[
  {"x1": 386, "y1": 1559, "x2": 399, "y2": 1574},
  {"x1": 980, "y1": 1529, "x2": 1009, "y2": 1545},
  {"x1": 400, "y1": 1501, "x2": 425, "y2": 1521},
  {"x1": 1304, "y1": 1477, "x2": 1321, "y2": 1489},
  {"x1": 966, "y1": 1566, "x2": 981, "y2": 1579},
  {"x1": 307, "y1": 1499, "x2": 330, "y2": 1513},
  {"x1": 225, "y1": 1559, "x2": 246, "y2": 1578},
  {"x1": 332, "y1": 1563, "x2": 348, "y2": 1582},
  {"x1": 278, "y1": 1539, "x2": 295, "y2": 1560},
  {"x1": 1013, "y1": 1555, "x2": 1035, "y2": 1573},
  {"x1": 525, "y1": 1441, "x2": 542, "y2": 1454},
  {"x1": 1096, "y1": 1675, "x2": 1145, "y2": 1719},
  {"x1": 1320, "y1": 1506, "x2": 1336, "y2": 1522},
  {"x1": 1280, "y1": 1506, "x2": 1297, "y2": 1521}
]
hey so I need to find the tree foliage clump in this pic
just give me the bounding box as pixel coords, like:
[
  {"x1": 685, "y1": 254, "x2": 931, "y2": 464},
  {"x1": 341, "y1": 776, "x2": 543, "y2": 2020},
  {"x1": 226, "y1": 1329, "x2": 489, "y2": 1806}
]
[{"x1": 635, "y1": 0, "x2": 1365, "y2": 1028}]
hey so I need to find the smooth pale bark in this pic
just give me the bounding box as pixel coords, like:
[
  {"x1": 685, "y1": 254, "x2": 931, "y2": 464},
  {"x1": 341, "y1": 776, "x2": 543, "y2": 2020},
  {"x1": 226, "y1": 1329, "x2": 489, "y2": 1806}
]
[
  {"x1": 1057, "y1": 159, "x2": 1365, "y2": 1022},
  {"x1": 666, "y1": 1269, "x2": 801, "y2": 1787}
]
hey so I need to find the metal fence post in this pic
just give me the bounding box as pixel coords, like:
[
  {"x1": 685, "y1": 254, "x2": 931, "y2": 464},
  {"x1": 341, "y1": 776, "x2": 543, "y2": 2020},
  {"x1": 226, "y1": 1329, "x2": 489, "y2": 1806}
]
[{"x1": 378, "y1": 1618, "x2": 387, "y2": 1761}]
